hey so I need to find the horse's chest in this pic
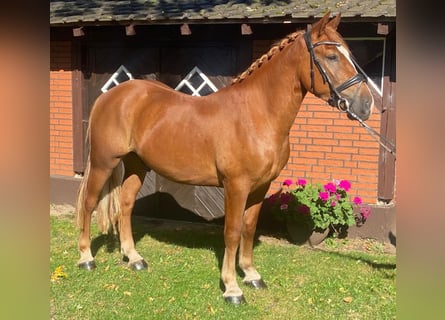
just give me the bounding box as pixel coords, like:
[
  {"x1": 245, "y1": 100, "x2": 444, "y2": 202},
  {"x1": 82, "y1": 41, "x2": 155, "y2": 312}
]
[
  {"x1": 255, "y1": 142, "x2": 290, "y2": 182},
  {"x1": 269, "y1": 154, "x2": 290, "y2": 179}
]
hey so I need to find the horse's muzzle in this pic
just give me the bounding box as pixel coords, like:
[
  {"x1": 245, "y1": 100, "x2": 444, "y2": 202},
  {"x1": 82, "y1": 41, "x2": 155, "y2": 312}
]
[{"x1": 347, "y1": 99, "x2": 371, "y2": 121}]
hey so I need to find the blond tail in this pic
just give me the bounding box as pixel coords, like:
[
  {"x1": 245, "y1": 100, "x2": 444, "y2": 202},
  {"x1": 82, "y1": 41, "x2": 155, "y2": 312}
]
[
  {"x1": 75, "y1": 156, "x2": 90, "y2": 230},
  {"x1": 96, "y1": 162, "x2": 123, "y2": 234},
  {"x1": 75, "y1": 158, "x2": 124, "y2": 235}
]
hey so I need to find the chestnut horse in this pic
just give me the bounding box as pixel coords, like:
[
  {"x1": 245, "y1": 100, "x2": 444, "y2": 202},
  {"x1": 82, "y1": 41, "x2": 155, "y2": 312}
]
[{"x1": 75, "y1": 12, "x2": 373, "y2": 304}]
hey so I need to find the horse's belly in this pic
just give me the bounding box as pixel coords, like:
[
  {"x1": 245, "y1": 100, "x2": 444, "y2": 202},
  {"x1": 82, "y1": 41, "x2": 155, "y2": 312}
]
[
  {"x1": 156, "y1": 167, "x2": 220, "y2": 186},
  {"x1": 138, "y1": 152, "x2": 220, "y2": 186}
]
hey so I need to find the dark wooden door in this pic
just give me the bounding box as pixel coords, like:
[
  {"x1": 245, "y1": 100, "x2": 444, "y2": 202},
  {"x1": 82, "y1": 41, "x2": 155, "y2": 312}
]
[
  {"x1": 159, "y1": 45, "x2": 236, "y2": 89},
  {"x1": 85, "y1": 45, "x2": 161, "y2": 110}
]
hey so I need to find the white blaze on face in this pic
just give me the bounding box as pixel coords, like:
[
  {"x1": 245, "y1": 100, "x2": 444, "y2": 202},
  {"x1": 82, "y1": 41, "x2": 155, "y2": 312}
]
[
  {"x1": 337, "y1": 45, "x2": 356, "y2": 70},
  {"x1": 337, "y1": 44, "x2": 375, "y2": 111}
]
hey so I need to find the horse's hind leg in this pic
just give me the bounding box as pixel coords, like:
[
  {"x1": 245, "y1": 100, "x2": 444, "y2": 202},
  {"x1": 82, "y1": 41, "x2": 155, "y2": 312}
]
[
  {"x1": 119, "y1": 153, "x2": 148, "y2": 270},
  {"x1": 77, "y1": 161, "x2": 119, "y2": 269}
]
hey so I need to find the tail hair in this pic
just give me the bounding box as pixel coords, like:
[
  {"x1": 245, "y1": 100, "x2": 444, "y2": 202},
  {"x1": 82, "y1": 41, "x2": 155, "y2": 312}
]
[{"x1": 97, "y1": 162, "x2": 124, "y2": 234}]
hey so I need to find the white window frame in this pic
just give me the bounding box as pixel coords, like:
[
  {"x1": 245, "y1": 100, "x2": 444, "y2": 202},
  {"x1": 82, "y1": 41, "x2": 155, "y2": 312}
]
[
  {"x1": 175, "y1": 66, "x2": 218, "y2": 96},
  {"x1": 101, "y1": 65, "x2": 134, "y2": 93},
  {"x1": 345, "y1": 37, "x2": 386, "y2": 97}
]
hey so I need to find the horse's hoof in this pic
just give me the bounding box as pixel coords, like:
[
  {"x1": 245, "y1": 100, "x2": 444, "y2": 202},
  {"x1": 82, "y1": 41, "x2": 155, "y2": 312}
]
[
  {"x1": 78, "y1": 260, "x2": 96, "y2": 270},
  {"x1": 224, "y1": 295, "x2": 247, "y2": 305},
  {"x1": 130, "y1": 259, "x2": 148, "y2": 271},
  {"x1": 244, "y1": 278, "x2": 267, "y2": 289}
]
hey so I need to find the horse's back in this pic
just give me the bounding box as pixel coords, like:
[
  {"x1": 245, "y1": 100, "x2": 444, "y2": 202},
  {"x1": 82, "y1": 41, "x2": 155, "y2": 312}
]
[{"x1": 90, "y1": 79, "x2": 189, "y2": 131}]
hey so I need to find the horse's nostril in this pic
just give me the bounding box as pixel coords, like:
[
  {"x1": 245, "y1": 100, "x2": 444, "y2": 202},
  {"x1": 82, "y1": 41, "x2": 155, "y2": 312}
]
[
  {"x1": 366, "y1": 99, "x2": 372, "y2": 109},
  {"x1": 361, "y1": 103, "x2": 371, "y2": 120}
]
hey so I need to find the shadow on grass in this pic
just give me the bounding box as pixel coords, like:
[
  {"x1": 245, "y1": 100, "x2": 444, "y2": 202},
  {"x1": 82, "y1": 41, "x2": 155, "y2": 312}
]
[
  {"x1": 88, "y1": 192, "x2": 394, "y2": 284},
  {"x1": 89, "y1": 192, "x2": 283, "y2": 281},
  {"x1": 359, "y1": 257, "x2": 396, "y2": 271},
  {"x1": 91, "y1": 233, "x2": 120, "y2": 256},
  {"x1": 130, "y1": 218, "x2": 256, "y2": 280},
  {"x1": 315, "y1": 248, "x2": 396, "y2": 278}
]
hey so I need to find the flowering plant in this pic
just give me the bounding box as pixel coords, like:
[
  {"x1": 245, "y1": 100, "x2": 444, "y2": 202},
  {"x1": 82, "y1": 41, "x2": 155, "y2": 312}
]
[{"x1": 267, "y1": 178, "x2": 371, "y2": 232}]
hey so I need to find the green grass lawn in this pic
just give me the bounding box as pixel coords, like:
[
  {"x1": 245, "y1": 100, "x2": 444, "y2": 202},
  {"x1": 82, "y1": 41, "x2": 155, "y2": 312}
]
[{"x1": 50, "y1": 212, "x2": 395, "y2": 319}]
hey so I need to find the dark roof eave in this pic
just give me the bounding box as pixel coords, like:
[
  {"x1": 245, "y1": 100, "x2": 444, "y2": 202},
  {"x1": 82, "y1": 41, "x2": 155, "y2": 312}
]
[{"x1": 50, "y1": 15, "x2": 396, "y2": 27}]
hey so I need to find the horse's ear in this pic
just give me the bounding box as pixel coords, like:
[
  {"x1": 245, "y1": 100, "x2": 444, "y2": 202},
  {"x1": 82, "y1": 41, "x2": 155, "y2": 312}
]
[
  {"x1": 327, "y1": 13, "x2": 341, "y2": 30},
  {"x1": 311, "y1": 11, "x2": 331, "y2": 38}
]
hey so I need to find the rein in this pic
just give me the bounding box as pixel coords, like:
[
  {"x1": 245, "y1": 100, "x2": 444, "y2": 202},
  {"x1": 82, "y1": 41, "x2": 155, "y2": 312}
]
[
  {"x1": 303, "y1": 32, "x2": 396, "y2": 157},
  {"x1": 346, "y1": 109, "x2": 396, "y2": 157}
]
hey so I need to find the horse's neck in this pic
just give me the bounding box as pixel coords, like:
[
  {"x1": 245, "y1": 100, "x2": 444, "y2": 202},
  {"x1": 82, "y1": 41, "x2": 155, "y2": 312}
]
[{"x1": 240, "y1": 40, "x2": 307, "y2": 136}]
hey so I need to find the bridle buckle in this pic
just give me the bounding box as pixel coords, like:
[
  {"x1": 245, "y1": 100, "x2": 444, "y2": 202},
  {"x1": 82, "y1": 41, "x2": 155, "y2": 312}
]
[{"x1": 337, "y1": 98, "x2": 349, "y2": 112}]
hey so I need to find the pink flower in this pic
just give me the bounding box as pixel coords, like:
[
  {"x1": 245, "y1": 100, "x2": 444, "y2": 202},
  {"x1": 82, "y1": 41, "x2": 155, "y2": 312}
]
[
  {"x1": 324, "y1": 182, "x2": 337, "y2": 193},
  {"x1": 360, "y1": 206, "x2": 371, "y2": 219},
  {"x1": 283, "y1": 179, "x2": 292, "y2": 186},
  {"x1": 353, "y1": 196, "x2": 362, "y2": 205},
  {"x1": 339, "y1": 180, "x2": 351, "y2": 192},
  {"x1": 319, "y1": 191, "x2": 329, "y2": 201},
  {"x1": 297, "y1": 178, "x2": 307, "y2": 187},
  {"x1": 331, "y1": 201, "x2": 337, "y2": 207}
]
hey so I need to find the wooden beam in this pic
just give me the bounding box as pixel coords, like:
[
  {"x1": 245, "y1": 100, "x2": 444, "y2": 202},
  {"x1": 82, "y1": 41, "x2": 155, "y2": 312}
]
[
  {"x1": 377, "y1": 77, "x2": 396, "y2": 202},
  {"x1": 71, "y1": 41, "x2": 86, "y2": 174}
]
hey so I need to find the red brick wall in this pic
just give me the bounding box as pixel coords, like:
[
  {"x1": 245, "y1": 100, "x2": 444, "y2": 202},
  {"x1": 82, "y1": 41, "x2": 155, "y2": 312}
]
[
  {"x1": 269, "y1": 94, "x2": 381, "y2": 204},
  {"x1": 50, "y1": 41, "x2": 73, "y2": 176}
]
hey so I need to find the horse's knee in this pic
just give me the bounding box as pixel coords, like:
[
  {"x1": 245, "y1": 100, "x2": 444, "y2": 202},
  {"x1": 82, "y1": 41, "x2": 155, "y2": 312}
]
[
  {"x1": 120, "y1": 193, "x2": 135, "y2": 212},
  {"x1": 83, "y1": 192, "x2": 101, "y2": 213}
]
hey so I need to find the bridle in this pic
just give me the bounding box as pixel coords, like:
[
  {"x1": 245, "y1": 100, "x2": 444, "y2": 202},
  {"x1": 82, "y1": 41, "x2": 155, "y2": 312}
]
[
  {"x1": 303, "y1": 32, "x2": 396, "y2": 157},
  {"x1": 304, "y1": 32, "x2": 366, "y2": 112}
]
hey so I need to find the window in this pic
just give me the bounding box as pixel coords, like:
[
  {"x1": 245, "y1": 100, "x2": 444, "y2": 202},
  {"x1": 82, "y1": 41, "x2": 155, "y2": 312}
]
[
  {"x1": 175, "y1": 66, "x2": 218, "y2": 96},
  {"x1": 345, "y1": 38, "x2": 386, "y2": 96},
  {"x1": 101, "y1": 65, "x2": 134, "y2": 93}
]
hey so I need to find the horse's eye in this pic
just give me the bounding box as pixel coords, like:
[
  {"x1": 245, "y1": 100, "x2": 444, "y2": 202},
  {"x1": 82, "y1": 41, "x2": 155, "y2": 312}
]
[{"x1": 326, "y1": 54, "x2": 338, "y2": 61}]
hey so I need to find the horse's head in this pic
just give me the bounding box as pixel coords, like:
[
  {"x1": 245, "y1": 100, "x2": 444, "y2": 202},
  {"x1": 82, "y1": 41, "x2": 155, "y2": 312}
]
[{"x1": 302, "y1": 12, "x2": 373, "y2": 121}]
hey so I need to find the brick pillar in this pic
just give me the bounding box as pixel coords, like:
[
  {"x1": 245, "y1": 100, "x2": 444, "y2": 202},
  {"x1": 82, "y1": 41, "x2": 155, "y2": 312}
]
[{"x1": 50, "y1": 41, "x2": 73, "y2": 176}]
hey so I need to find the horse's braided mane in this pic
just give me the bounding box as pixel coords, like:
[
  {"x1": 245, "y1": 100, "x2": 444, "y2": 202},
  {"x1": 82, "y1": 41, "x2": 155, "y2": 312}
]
[{"x1": 231, "y1": 30, "x2": 305, "y2": 85}]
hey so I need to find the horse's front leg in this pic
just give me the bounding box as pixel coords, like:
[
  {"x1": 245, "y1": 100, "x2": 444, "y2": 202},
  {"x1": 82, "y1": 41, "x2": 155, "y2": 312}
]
[
  {"x1": 221, "y1": 180, "x2": 250, "y2": 304},
  {"x1": 119, "y1": 157, "x2": 148, "y2": 271},
  {"x1": 239, "y1": 197, "x2": 268, "y2": 290}
]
